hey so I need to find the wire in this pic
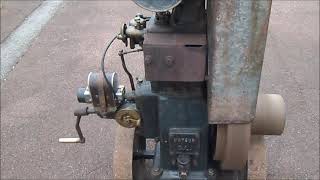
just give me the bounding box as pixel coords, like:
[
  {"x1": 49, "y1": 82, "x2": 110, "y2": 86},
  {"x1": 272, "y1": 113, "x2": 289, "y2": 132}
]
[
  {"x1": 101, "y1": 35, "x2": 118, "y2": 98},
  {"x1": 119, "y1": 50, "x2": 135, "y2": 91}
]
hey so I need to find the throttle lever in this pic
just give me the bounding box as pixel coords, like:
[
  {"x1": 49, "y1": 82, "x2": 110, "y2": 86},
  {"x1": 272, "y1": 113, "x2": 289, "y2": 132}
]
[{"x1": 59, "y1": 107, "x2": 94, "y2": 144}]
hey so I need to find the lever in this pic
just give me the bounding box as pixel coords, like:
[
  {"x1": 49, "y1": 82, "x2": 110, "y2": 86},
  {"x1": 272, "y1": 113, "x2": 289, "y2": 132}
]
[{"x1": 59, "y1": 107, "x2": 95, "y2": 144}]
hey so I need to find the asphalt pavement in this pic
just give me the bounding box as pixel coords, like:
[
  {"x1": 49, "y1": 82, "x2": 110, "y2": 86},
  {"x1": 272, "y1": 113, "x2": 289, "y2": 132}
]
[
  {"x1": 1, "y1": 1, "x2": 319, "y2": 179},
  {"x1": 0, "y1": 0, "x2": 43, "y2": 42}
]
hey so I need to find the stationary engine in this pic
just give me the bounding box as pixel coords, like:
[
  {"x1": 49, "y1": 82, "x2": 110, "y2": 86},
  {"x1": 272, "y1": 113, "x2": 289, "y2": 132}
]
[{"x1": 60, "y1": 0, "x2": 286, "y2": 179}]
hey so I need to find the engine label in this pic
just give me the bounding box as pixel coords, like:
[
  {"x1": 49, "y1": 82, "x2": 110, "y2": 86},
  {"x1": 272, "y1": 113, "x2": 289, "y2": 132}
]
[{"x1": 169, "y1": 128, "x2": 200, "y2": 156}]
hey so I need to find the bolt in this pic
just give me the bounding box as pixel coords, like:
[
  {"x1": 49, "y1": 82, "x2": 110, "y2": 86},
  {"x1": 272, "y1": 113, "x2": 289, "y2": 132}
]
[
  {"x1": 151, "y1": 167, "x2": 163, "y2": 177},
  {"x1": 145, "y1": 55, "x2": 152, "y2": 65},
  {"x1": 164, "y1": 56, "x2": 174, "y2": 67},
  {"x1": 208, "y1": 168, "x2": 217, "y2": 177}
]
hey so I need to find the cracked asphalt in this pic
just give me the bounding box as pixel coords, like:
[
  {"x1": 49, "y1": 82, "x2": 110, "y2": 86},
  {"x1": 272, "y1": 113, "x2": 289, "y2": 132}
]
[{"x1": 1, "y1": 1, "x2": 319, "y2": 179}]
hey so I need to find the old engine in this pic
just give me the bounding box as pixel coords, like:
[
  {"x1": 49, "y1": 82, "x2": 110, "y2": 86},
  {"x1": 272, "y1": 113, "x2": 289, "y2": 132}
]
[{"x1": 60, "y1": 0, "x2": 286, "y2": 179}]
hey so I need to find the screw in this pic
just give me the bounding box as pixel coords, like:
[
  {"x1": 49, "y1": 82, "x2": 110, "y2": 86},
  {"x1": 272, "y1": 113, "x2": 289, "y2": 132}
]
[{"x1": 164, "y1": 56, "x2": 174, "y2": 67}]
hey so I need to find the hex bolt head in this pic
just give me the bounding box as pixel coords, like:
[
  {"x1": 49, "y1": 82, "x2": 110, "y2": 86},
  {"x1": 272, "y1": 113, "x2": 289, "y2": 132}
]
[{"x1": 145, "y1": 55, "x2": 152, "y2": 65}]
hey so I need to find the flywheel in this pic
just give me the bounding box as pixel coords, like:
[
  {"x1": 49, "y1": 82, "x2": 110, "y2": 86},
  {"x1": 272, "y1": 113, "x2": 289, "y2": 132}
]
[{"x1": 113, "y1": 125, "x2": 147, "y2": 179}]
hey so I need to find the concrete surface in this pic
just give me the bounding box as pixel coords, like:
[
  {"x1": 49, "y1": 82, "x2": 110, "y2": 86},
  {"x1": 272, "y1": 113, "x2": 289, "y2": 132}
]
[
  {"x1": 0, "y1": 0, "x2": 43, "y2": 42},
  {"x1": 0, "y1": 1, "x2": 319, "y2": 179}
]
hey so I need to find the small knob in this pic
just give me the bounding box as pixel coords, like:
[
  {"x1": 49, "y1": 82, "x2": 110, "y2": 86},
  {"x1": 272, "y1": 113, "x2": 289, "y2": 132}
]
[{"x1": 77, "y1": 87, "x2": 92, "y2": 103}]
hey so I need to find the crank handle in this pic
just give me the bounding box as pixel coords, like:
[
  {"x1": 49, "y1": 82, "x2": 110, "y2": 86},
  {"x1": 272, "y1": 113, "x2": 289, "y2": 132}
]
[{"x1": 59, "y1": 108, "x2": 91, "y2": 144}]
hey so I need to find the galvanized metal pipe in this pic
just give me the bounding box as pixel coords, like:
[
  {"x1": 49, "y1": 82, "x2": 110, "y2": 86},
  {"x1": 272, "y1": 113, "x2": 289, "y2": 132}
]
[{"x1": 207, "y1": 0, "x2": 272, "y2": 124}]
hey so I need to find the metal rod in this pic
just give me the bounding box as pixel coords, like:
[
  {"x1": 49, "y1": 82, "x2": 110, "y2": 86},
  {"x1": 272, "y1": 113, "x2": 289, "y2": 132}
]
[
  {"x1": 121, "y1": 48, "x2": 143, "y2": 55},
  {"x1": 119, "y1": 50, "x2": 136, "y2": 91},
  {"x1": 75, "y1": 115, "x2": 85, "y2": 143},
  {"x1": 133, "y1": 150, "x2": 155, "y2": 160}
]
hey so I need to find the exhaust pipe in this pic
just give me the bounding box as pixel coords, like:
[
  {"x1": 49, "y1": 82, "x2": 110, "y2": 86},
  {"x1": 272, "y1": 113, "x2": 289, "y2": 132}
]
[{"x1": 252, "y1": 94, "x2": 286, "y2": 135}]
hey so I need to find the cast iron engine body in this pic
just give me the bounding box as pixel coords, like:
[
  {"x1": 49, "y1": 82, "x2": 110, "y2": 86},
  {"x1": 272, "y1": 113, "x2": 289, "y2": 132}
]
[{"x1": 59, "y1": 0, "x2": 286, "y2": 179}]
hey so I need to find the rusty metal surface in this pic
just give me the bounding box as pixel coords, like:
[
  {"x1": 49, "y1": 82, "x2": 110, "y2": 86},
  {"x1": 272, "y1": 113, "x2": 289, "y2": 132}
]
[
  {"x1": 207, "y1": 0, "x2": 272, "y2": 124},
  {"x1": 143, "y1": 33, "x2": 206, "y2": 82}
]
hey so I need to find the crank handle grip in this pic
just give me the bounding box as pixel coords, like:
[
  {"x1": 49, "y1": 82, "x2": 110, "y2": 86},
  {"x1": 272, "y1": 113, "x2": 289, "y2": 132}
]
[{"x1": 59, "y1": 137, "x2": 85, "y2": 143}]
